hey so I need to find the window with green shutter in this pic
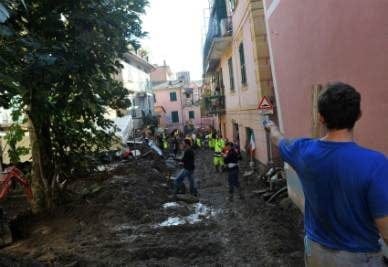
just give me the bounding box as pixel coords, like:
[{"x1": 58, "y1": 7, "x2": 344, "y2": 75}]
[
  {"x1": 171, "y1": 111, "x2": 179, "y2": 123},
  {"x1": 239, "y1": 42, "x2": 247, "y2": 85},
  {"x1": 189, "y1": 111, "x2": 195, "y2": 119},
  {"x1": 229, "y1": 0, "x2": 236, "y2": 11},
  {"x1": 170, "y1": 92, "x2": 177, "y2": 101},
  {"x1": 228, "y1": 57, "x2": 235, "y2": 91}
]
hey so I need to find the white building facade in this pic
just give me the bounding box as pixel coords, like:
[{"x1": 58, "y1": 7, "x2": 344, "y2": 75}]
[{"x1": 110, "y1": 52, "x2": 156, "y2": 141}]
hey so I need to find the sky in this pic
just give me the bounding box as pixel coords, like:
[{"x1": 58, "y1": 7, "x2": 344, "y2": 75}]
[{"x1": 141, "y1": 0, "x2": 210, "y2": 80}]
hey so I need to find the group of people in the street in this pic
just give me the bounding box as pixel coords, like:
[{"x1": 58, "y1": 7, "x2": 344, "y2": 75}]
[
  {"x1": 170, "y1": 127, "x2": 244, "y2": 201},
  {"x1": 147, "y1": 82, "x2": 388, "y2": 266},
  {"x1": 171, "y1": 82, "x2": 387, "y2": 266}
]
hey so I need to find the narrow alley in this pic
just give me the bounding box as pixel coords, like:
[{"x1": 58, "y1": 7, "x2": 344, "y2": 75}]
[
  {"x1": 0, "y1": 150, "x2": 303, "y2": 266},
  {"x1": 1, "y1": 0, "x2": 387, "y2": 266}
]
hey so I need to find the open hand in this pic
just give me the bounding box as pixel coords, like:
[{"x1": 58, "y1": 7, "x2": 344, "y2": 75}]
[{"x1": 263, "y1": 119, "x2": 274, "y2": 130}]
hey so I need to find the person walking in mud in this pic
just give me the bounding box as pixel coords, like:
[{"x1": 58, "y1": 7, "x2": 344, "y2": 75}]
[
  {"x1": 223, "y1": 142, "x2": 244, "y2": 201},
  {"x1": 173, "y1": 139, "x2": 198, "y2": 199},
  {"x1": 264, "y1": 82, "x2": 388, "y2": 266},
  {"x1": 213, "y1": 134, "x2": 225, "y2": 173}
]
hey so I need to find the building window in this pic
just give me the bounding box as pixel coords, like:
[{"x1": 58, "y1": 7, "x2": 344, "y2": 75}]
[
  {"x1": 189, "y1": 111, "x2": 195, "y2": 119},
  {"x1": 171, "y1": 111, "x2": 179, "y2": 123},
  {"x1": 228, "y1": 57, "x2": 235, "y2": 91},
  {"x1": 229, "y1": 0, "x2": 236, "y2": 11},
  {"x1": 239, "y1": 42, "x2": 247, "y2": 85},
  {"x1": 170, "y1": 92, "x2": 177, "y2": 101}
]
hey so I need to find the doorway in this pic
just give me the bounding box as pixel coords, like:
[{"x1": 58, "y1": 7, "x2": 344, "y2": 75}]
[{"x1": 233, "y1": 122, "x2": 240, "y2": 147}]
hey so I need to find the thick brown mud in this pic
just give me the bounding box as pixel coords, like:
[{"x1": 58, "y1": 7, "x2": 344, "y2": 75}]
[{"x1": 0, "y1": 150, "x2": 303, "y2": 266}]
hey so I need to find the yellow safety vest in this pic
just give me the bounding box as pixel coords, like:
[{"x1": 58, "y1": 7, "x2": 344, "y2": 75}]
[
  {"x1": 208, "y1": 136, "x2": 214, "y2": 148},
  {"x1": 214, "y1": 139, "x2": 225, "y2": 153},
  {"x1": 196, "y1": 138, "x2": 202, "y2": 147}
]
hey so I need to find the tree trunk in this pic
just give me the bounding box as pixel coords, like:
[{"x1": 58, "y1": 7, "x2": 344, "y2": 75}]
[{"x1": 28, "y1": 117, "x2": 55, "y2": 213}]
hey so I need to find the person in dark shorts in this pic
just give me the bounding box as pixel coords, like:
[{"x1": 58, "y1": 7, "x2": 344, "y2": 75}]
[
  {"x1": 223, "y1": 142, "x2": 244, "y2": 201},
  {"x1": 173, "y1": 139, "x2": 197, "y2": 198}
]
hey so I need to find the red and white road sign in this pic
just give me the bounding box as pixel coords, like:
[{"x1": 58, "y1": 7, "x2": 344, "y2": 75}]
[{"x1": 257, "y1": 96, "x2": 273, "y2": 114}]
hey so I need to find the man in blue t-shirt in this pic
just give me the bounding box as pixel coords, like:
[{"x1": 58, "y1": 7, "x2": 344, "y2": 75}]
[{"x1": 264, "y1": 82, "x2": 388, "y2": 266}]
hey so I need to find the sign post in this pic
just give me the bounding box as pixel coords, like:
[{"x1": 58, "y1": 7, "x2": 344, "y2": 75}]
[{"x1": 257, "y1": 96, "x2": 274, "y2": 166}]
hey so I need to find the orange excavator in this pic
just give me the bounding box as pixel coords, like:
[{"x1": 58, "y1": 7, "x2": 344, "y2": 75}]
[{"x1": 0, "y1": 166, "x2": 33, "y2": 247}]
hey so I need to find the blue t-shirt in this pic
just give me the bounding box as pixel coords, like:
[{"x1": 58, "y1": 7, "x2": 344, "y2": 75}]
[{"x1": 279, "y1": 138, "x2": 388, "y2": 252}]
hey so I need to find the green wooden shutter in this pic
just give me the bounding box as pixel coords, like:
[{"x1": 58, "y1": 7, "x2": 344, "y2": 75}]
[
  {"x1": 171, "y1": 111, "x2": 179, "y2": 123},
  {"x1": 170, "y1": 92, "x2": 177, "y2": 101},
  {"x1": 239, "y1": 43, "x2": 247, "y2": 85}
]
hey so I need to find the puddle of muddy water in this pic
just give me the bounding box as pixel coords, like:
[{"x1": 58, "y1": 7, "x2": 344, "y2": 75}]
[
  {"x1": 110, "y1": 202, "x2": 221, "y2": 243},
  {"x1": 159, "y1": 217, "x2": 186, "y2": 227},
  {"x1": 157, "y1": 202, "x2": 220, "y2": 228},
  {"x1": 162, "y1": 202, "x2": 182, "y2": 209},
  {"x1": 186, "y1": 203, "x2": 218, "y2": 224},
  {"x1": 97, "y1": 163, "x2": 120, "y2": 172}
]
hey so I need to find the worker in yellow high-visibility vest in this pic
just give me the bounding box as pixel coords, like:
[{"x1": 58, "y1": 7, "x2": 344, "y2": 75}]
[
  {"x1": 207, "y1": 133, "x2": 214, "y2": 150},
  {"x1": 162, "y1": 133, "x2": 169, "y2": 150},
  {"x1": 213, "y1": 134, "x2": 225, "y2": 173},
  {"x1": 195, "y1": 137, "x2": 202, "y2": 149}
]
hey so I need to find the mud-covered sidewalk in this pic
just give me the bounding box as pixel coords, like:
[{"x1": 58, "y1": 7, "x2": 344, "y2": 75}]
[{"x1": 0, "y1": 150, "x2": 304, "y2": 266}]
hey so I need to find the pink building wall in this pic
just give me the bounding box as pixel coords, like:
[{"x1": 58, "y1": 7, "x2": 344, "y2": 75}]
[
  {"x1": 150, "y1": 65, "x2": 173, "y2": 83},
  {"x1": 154, "y1": 88, "x2": 183, "y2": 129},
  {"x1": 154, "y1": 84, "x2": 211, "y2": 131},
  {"x1": 264, "y1": 0, "x2": 388, "y2": 154}
]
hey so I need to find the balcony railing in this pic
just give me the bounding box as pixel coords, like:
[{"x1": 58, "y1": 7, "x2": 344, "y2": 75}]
[
  {"x1": 201, "y1": 95, "x2": 225, "y2": 115},
  {"x1": 220, "y1": 17, "x2": 232, "y2": 37},
  {"x1": 183, "y1": 99, "x2": 200, "y2": 108},
  {"x1": 203, "y1": 0, "x2": 230, "y2": 71}
]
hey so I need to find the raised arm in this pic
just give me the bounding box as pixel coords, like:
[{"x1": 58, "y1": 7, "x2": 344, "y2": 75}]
[{"x1": 263, "y1": 120, "x2": 285, "y2": 146}]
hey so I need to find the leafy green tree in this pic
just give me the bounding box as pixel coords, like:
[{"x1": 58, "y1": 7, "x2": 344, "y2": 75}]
[
  {"x1": 0, "y1": 0, "x2": 148, "y2": 211},
  {"x1": 4, "y1": 96, "x2": 30, "y2": 164}
]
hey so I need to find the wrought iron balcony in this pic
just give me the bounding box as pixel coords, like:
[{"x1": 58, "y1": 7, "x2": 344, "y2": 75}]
[
  {"x1": 183, "y1": 99, "x2": 201, "y2": 108},
  {"x1": 202, "y1": 95, "x2": 225, "y2": 115},
  {"x1": 203, "y1": 0, "x2": 233, "y2": 74}
]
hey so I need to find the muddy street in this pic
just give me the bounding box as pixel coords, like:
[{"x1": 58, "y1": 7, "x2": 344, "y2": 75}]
[
  {"x1": 0, "y1": 150, "x2": 304, "y2": 266},
  {"x1": 191, "y1": 150, "x2": 304, "y2": 266}
]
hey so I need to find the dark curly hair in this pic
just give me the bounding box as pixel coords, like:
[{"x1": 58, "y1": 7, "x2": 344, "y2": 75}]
[{"x1": 318, "y1": 82, "x2": 361, "y2": 130}]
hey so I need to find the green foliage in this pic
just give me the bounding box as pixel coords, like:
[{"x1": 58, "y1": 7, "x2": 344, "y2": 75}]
[
  {"x1": 4, "y1": 123, "x2": 29, "y2": 164},
  {"x1": 0, "y1": 0, "x2": 148, "y2": 180},
  {"x1": 4, "y1": 96, "x2": 29, "y2": 164}
]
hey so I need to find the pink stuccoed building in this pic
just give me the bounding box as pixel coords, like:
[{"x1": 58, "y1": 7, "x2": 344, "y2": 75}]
[
  {"x1": 153, "y1": 80, "x2": 214, "y2": 131},
  {"x1": 263, "y1": 0, "x2": 388, "y2": 209},
  {"x1": 264, "y1": 0, "x2": 388, "y2": 153},
  {"x1": 151, "y1": 65, "x2": 214, "y2": 132}
]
